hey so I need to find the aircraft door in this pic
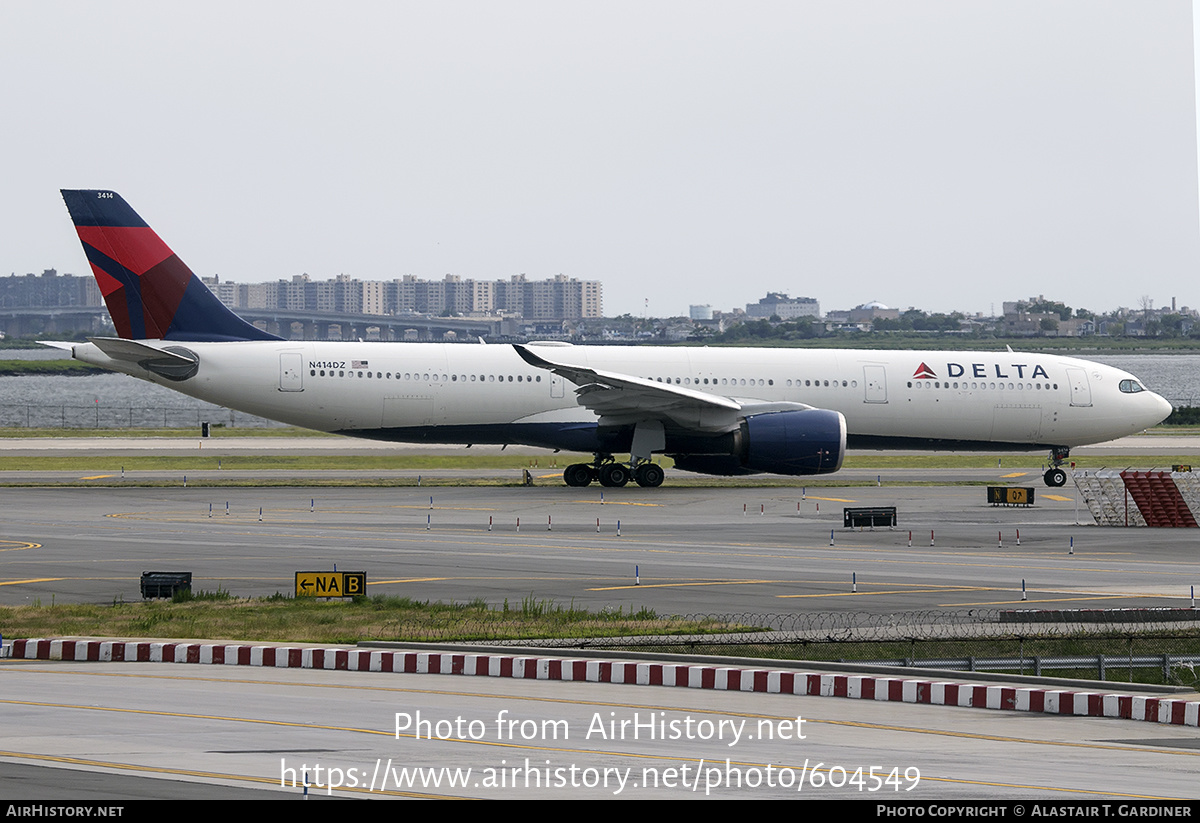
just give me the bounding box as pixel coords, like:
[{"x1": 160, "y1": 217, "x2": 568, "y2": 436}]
[
  {"x1": 279, "y1": 353, "x2": 304, "y2": 392},
  {"x1": 550, "y1": 373, "x2": 565, "y2": 398},
  {"x1": 1066, "y1": 367, "x2": 1091, "y2": 407},
  {"x1": 863, "y1": 365, "x2": 887, "y2": 403}
]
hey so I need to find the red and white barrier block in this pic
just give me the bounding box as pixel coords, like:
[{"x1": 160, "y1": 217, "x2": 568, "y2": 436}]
[{"x1": 5, "y1": 638, "x2": 1197, "y2": 728}]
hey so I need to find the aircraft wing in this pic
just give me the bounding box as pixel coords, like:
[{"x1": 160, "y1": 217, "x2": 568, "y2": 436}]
[{"x1": 513, "y1": 344, "x2": 811, "y2": 432}]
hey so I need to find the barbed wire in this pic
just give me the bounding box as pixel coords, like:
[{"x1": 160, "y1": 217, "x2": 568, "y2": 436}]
[
  {"x1": 373, "y1": 608, "x2": 1200, "y2": 646},
  {"x1": 376, "y1": 609, "x2": 1200, "y2": 685}
]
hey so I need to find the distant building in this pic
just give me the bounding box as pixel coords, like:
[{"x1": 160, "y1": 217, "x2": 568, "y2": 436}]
[
  {"x1": 200, "y1": 272, "x2": 602, "y2": 323},
  {"x1": 847, "y1": 301, "x2": 899, "y2": 324},
  {"x1": 1054, "y1": 317, "x2": 1095, "y2": 337},
  {"x1": 1001, "y1": 311, "x2": 1060, "y2": 336},
  {"x1": 745, "y1": 293, "x2": 820, "y2": 320},
  {"x1": 0, "y1": 269, "x2": 101, "y2": 308},
  {"x1": 689, "y1": 304, "x2": 713, "y2": 320}
]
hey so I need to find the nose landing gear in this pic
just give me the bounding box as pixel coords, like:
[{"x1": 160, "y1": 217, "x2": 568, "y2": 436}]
[
  {"x1": 1043, "y1": 467, "x2": 1067, "y2": 487},
  {"x1": 1043, "y1": 446, "x2": 1070, "y2": 487}
]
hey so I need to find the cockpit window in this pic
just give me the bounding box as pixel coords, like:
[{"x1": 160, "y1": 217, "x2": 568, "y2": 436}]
[{"x1": 1119, "y1": 379, "x2": 1145, "y2": 394}]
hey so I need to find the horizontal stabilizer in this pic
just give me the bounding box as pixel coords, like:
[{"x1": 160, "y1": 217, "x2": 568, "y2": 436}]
[{"x1": 89, "y1": 337, "x2": 196, "y2": 365}]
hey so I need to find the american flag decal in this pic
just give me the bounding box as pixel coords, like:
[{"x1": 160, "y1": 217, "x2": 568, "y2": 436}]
[{"x1": 352, "y1": 360, "x2": 369, "y2": 369}]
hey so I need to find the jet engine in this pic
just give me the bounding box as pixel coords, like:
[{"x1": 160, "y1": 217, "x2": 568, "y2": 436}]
[{"x1": 670, "y1": 408, "x2": 846, "y2": 476}]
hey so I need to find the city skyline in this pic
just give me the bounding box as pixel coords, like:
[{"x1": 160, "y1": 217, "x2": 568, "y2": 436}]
[{"x1": 4, "y1": 267, "x2": 1192, "y2": 327}]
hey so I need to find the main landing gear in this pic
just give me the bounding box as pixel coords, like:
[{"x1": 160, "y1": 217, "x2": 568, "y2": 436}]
[
  {"x1": 563, "y1": 455, "x2": 664, "y2": 488},
  {"x1": 1043, "y1": 446, "x2": 1070, "y2": 487}
]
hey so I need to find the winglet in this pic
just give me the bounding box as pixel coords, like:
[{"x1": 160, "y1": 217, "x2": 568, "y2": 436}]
[{"x1": 513, "y1": 343, "x2": 552, "y2": 370}]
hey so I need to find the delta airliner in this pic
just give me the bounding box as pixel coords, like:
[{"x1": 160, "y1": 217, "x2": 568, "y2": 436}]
[{"x1": 51, "y1": 190, "x2": 1173, "y2": 488}]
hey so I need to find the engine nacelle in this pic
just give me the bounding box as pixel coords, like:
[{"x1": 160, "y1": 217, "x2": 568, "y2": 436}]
[
  {"x1": 669, "y1": 455, "x2": 761, "y2": 476},
  {"x1": 670, "y1": 409, "x2": 846, "y2": 476}
]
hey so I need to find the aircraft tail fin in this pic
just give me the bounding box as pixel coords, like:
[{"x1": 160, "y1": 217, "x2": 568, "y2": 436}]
[{"x1": 60, "y1": 190, "x2": 279, "y2": 341}]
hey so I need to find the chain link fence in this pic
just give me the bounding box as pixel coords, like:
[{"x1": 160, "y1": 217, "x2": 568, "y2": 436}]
[
  {"x1": 380, "y1": 608, "x2": 1200, "y2": 687},
  {"x1": 0, "y1": 403, "x2": 281, "y2": 429}
]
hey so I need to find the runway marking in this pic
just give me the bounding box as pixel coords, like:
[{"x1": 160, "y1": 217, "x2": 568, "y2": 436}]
[
  {"x1": 0, "y1": 745, "x2": 1172, "y2": 801},
  {"x1": 0, "y1": 697, "x2": 891, "y2": 796},
  {"x1": 0, "y1": 540, "x2": 40, "y2": 552},
  {"x1": 32, "y1": 517, "x2": 1200, "y2": 580},
  {"x1": 14, "y1": 666, "x2": 1200, "y2": 764},
  {"x1": 79, "y1": 474, "x2": 116, "y2": 480},
  {"x1": 941, "y1": 594, "x2": 1142, "y2": 607},
  {"x1": 386, "y1": 505, "x2": 501, "y2": 512},
  {"x1": 589, "y1": 580, "x2": 776, "y2": 591},
  {"x1": 32, "y1": 514, "x2": 1200, "y2": 610},
  {"x1": 0, "y1": 577, "x2": 67, "y2": 587},
  {"x1": 804, "y1": 496, "x2": 856, "y2": 503},
  {"x1": 777, "y1": 586, "x2": 992, "y2": 599},
  {"x1": 371, "y1": 577, "x2": 451, "y2": 584},
  {"x1": 105, "y1": 505, "x2": 505, "y2": 519},
  {"x1": 0, "y1": 696, "x2": 393, "y2": 737},
  {"x1": 0, "y1": 749, "x2": 452, "y2": 800},
  {"x1": 0, "y1": 693, "x2": 1185, "y2": 800},
  {"x1": 45, "y1": 524, "x2": 1200, "y2": 576},
  {"x1": 999, "y1": 472, "x2": 1029, "y2": 478},
  {"x1": 574, "y1": 500, "x2": 664, "y2": 507},
  {"x1": 1042, "y1": 494, "x2": 1074, "y2": 501},
  {"x1": 3, "y1": 672, "x2": 1193, "y2": 798}
]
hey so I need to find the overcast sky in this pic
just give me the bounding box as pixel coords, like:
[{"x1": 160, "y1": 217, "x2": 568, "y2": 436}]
[{"x1": 3, "y1": 1, "x2": 1198, "y2": 318}]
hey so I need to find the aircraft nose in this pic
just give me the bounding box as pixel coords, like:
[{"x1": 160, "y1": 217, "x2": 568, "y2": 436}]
[{"x1": 1152, "y1": 392, "x2": 1173, "y2": 424}]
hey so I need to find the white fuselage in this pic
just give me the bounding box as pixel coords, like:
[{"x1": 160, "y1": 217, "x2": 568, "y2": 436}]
[{"x1": 68, "y1": 340, "x2": 1172, "y2": 455}]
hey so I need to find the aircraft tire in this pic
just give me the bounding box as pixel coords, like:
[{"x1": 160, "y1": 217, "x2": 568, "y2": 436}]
[
  {"x1": 564, "y1": 464, "x2": 594, "y2": 487},
  {"x1": 598, "y1": 463, "x2": 630, "y2": 488},
  {"x1": 1044, "y1": 468, "x2": 1067, "y2": 487},
  {"x1": 634, "y1": 463, "x2": 664, "y2": 488}
]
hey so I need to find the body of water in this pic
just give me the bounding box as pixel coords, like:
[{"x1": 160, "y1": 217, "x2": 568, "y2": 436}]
[
  {"x1": 1077, "y1": 354, "x2": 1200, "y2": 405},
  {"x1": 0, "y1": 369, "x2": 280, "y2": 428}
]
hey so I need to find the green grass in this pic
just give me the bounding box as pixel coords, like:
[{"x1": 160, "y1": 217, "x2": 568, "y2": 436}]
[
  {"x1": 0, "y1": 448, "x2": 1190, "y2": 488},
  {"x1": 0, "y1": 594, "x2": 735, "y2": 645},
  {"x1": 0, "y1": 359, "x2": 106, "y2": 376},
  {"x1": 5, "y1": 596, "x2": 1195, "y2": 686},
  {"x1": 0, "y1": 422, "x2": 1190, "y2": 487}
]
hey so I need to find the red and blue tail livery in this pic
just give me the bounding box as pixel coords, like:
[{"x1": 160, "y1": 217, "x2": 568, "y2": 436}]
[{"x1": 60, "y1": 190, "x2": 279, "y2": 342}]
